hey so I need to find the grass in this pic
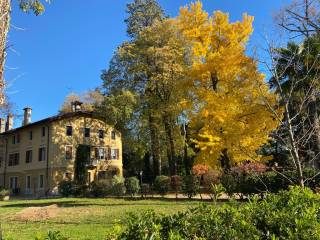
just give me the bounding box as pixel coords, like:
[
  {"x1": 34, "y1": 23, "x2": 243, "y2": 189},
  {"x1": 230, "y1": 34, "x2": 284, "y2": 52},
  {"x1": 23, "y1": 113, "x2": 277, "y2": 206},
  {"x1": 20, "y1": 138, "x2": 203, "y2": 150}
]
[{"x1": 0, "y1": 197, "x2": 205, "y2": 240}]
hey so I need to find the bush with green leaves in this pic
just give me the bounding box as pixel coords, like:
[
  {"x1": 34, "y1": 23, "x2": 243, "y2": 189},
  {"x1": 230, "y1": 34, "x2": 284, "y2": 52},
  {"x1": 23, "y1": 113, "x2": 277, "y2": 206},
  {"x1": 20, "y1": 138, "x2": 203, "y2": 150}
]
[
  {"x1": 220, "y1": 173, "x2": 239, "y2": 197},
  {"x1": 110, "y1": 175, "x2": 126, "y2": 196},
  {"x1": 58, "y1": 180, "x2": 88, "y2": 197},
  {"x1": 154, "y1": 175, "x2": 171, "y2": 196},
  {"x1": 58, "y1": 180, "x2": 74, "y2": 197},
  {"x1": 107, "y1": 187, "x2": 320, "y2": 240},
  {"x1": 0, "y1": 189, "x2": 10, "y2": 197},
  {"x1": 90, "y1": 179, "x2": 112, "y2": 197},
  {"x1": 125, "y1": 177, "x2": 140, "y2": 197},
  {"x1": 182, "y1": 175, "x2": 200, "y2": 199}
]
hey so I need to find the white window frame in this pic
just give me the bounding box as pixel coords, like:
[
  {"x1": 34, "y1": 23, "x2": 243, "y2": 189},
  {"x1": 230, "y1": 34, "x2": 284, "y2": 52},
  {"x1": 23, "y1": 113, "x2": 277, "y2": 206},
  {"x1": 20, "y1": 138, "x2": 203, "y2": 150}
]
[
  {"x1": 110, "y1": 149, "x2": 118, "y2": 160},
  {"x1": 96, "y1": 147, "x2": 106, "y2": 160}
]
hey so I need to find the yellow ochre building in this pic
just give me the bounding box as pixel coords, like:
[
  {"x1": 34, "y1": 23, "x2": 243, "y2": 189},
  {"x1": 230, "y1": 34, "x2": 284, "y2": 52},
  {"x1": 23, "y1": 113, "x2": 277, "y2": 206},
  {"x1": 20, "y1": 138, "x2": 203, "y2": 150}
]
[{"x1": 0, "y1": 101, "x2": 122, "y2": 196}]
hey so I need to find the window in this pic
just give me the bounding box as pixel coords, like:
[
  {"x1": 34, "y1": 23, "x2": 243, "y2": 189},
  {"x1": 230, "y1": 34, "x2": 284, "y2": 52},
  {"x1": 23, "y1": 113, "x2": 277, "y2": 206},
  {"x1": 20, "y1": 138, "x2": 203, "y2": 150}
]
[
  {"x1": 110, "y1": 149, "x2": 119, "y2": 160},
  {"x1": 26, "y1": 150, "x2": 32, "y2": 163},
  {"x1": 41, "y1": 127, "x2": 46, "y2": 137},
  {"x1": 0, "y1": 156, "x2": 3, "y2": 168},
  {"x1": 39, "y1": 174, "x2": 44, "y2": 189},
  {"x1": 98, "y1": 130, "x2": 104, "y2": 139},
  {"x1": 12, "y1": 135, "x2": 16, "y2": 144},
  {"x1": 9, "y1": 176, "x2": 18, "y2": 190},
  {"x1": 84, "y1": 128, "x2": 90, "y2": 138},
  {"x1": 8, "y1": 153, "x2": 19, "y2": 166},
  {"x1": 29, "y1": 131, "x2": 33, "y2": 140},
  {"x1": 17, "y1": 134, "x2": 20, "y2": 144},
  {"x1": 95, "y1": 147, "x2": 105, "y2": 160},
  {"x1": 38, "y1": 147, "x2": 46, "y2": 161},
  {"x1": 66, "y1": 126, "x2": 73, "y2": 136},
  {"x1": 65, "y1": 146, "x2": 73, "y2": 160},
  {"x1": 26, "y1": 175, "x2": 31, "y2": 190},
  {"x1": 111, "y1": 131, "x2": 116, "y2": 140}
]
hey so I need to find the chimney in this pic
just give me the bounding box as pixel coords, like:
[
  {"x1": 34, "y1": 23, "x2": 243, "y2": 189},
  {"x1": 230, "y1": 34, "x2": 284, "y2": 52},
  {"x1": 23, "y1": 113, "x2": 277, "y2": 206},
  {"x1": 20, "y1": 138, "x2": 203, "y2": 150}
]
[
  {"x1": 71, "y1": 101, "x2": 83, "y2": 112},
  {"x1": 0, "y1": 118, "x2": 5, "y2": 133},
  {"x1": 22, "y1": 107, "x2": 32, "y2": 126},
  {"x1": 5, "y1": 114, "x2": 13, "y2": 131},
  {"x1": 23, "y1": 107, "x2": 32, "y2": 126}
]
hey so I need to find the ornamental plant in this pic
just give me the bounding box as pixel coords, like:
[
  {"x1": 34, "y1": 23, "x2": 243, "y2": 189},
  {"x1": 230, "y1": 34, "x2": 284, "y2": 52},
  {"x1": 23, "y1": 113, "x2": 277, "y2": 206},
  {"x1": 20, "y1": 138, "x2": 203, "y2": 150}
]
[{"x1": 154, "y1": 175, "x2": 171, "y2": 197}]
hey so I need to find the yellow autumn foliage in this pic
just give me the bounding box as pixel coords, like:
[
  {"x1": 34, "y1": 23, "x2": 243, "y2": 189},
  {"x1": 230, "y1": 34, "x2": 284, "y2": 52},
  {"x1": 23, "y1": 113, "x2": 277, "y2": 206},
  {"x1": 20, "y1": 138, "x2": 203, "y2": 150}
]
[{"x1": 176, "y1": 1, "x2": 282, "y2": 168}]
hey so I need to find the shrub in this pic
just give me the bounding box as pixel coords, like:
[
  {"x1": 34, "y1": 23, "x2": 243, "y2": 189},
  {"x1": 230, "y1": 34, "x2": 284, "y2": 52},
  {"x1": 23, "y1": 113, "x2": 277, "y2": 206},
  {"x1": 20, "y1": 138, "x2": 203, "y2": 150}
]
[
  {"x1": 154, "y1": 175, "x2": 171, "y2": 196},
  {"x1": 58, "y1": 180, "x2": 88, "y2": 197},
  {"x1": 203, "y1": 170, "x2": 220, "y2": 193},
  {"x1": 192, "y1": 164, "x2": 209, "y2": 176},
  {"x1": 108, "y1": 187, "x2": 320, "y2": 240},
  {"x1": 58, "y1": 180, "x2": 74, "y2": 197},
  {"x1": 211, "y1": 183, "x2": 225, "y2": 202},
  {"x1": 72, "y1": 183, "x2": 89, "y2": 197},
  {"x1": 110, "y1": 176, "x2": 126, "y2": 196},
  {"x1": 0, "y1": 189, "x2": 10, "y2": 197},
  {"x1": 90, "y1": 179, "x2": 112, "y2": 197},
  {"x1": 220, "y1": 173, "x2": 238, "y2": 198},
  {"x1": 182, "y1": 175, "x2": 200, "y2": 199},
  {"x1": 125, "y1": 177, "x2": 140, "y2": 197}
]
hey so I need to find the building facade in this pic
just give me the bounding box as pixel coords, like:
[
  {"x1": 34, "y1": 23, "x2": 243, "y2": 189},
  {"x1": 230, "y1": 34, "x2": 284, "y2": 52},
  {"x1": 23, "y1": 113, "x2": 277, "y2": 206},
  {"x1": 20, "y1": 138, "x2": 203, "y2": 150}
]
[{"x1": 0, "y1": 103, "x2": 122, "y2": 196}]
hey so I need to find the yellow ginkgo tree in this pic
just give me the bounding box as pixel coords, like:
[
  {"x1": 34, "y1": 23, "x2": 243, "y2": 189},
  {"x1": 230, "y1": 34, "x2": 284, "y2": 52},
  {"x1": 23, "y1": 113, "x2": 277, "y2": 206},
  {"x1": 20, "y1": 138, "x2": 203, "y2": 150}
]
[{"x1": 176, "y1": 1, "x2": 281, "y2": 169}]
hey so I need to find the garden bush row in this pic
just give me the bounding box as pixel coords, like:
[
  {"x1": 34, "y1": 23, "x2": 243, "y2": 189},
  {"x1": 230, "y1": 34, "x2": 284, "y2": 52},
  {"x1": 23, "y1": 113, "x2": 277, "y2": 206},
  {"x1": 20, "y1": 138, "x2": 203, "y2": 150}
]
[
  {"x1": 58, "y1": 167, "x2": 320, "y2": 198},
  {"x1": 58, "y1": 175, "x2": 202, "y2": 198},
  {"x1": 106, "y1": 186, "x2": 320, "y2": 240}
]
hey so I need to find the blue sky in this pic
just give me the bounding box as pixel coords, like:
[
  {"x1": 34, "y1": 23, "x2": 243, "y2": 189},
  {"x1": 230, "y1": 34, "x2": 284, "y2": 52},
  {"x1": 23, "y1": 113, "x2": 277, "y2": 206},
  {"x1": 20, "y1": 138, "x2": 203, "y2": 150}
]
[{"x1": 5, "y1": 0, "x2": 289, "y2": 125}]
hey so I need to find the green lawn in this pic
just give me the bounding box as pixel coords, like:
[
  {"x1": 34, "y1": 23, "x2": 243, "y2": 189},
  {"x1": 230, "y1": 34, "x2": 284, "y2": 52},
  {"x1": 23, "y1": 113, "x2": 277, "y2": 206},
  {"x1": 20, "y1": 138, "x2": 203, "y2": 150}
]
[{"x1": 0, "y1": 198, "x2": 204, "y2": 240}]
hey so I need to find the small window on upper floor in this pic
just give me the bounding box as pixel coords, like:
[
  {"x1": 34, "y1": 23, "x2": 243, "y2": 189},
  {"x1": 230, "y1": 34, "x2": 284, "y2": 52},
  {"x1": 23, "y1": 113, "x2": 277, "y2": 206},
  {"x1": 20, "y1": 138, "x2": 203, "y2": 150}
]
[
  {"x1": 98, "y1": 130, "x2": 104, "y2": 139},
  {"x1": 66, "y1": 126, "x2": 73, "y2": 136},
  {"x1": 29, "y1": 131, "x2": 33, "y2": 140},
  {"x1": 12, "y1": 135, "x2": 16, "y2": 144},
  {"x1": 84, "y1": 128, "x2": 90, "y2": 138},
  {"x1": 111, "y1": 131, "x2": 116, "y2": 140},
  {"x1": 17, "y1": 134, "x2": 20, "y2": 144},
  {"x1": 41, "y1": 127, "x2": 46, "y2": 137}
]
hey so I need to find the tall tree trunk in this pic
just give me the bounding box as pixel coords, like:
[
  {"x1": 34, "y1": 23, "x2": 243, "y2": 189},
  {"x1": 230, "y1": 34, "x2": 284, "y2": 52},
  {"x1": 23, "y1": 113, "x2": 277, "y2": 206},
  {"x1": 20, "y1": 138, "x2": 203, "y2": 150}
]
[
  {"x1": 182, "y1": 123, "x2": 192, "y2": 175},
  {"x1": 149, "y1": 112, "x2": 161, "y2": 177},
  {"x1": 0, "y1": 0, "x2": 10, "y2": 105},
  {"x1": 163, "y1": 113, "x2": 176, "y2": 176},
  {"x1": 143, "y1": 152, "x2": 153, "y2": 183},
  {"x1": 220, "y1": 149, "x2": 231, "y2": 173}
]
